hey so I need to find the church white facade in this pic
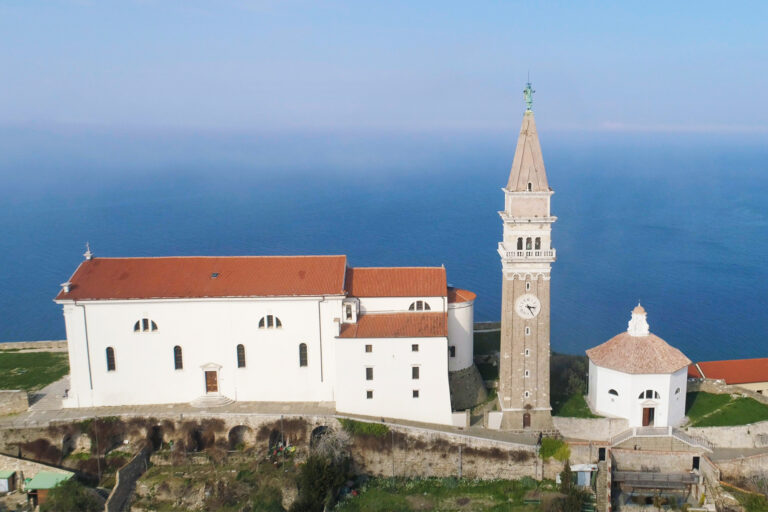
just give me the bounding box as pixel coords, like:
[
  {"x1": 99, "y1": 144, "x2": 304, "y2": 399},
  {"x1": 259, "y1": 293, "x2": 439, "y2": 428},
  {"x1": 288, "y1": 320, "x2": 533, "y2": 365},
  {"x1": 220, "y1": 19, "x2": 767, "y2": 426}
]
[
  {"x1": 55, "y1": 254, "x2": 475, "y2": 426},
  {"x1": 586, "y1": 305, "x2": 691, "y2": 428}
]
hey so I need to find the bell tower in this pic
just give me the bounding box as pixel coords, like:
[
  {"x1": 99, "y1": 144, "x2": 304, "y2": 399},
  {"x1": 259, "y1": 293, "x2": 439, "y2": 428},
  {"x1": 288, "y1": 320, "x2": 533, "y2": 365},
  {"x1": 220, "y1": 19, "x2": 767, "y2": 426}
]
[{"x1": 497, "y1": 83, "x2": 556, "y2": 430}]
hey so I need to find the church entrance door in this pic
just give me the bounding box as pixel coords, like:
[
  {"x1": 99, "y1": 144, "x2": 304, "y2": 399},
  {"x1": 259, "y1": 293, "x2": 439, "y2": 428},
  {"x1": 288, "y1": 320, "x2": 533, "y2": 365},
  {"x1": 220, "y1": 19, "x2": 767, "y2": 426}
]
[
  {"x1": 642, "y1": 407, "x2": 654, "y2": 426},
  {"x1": 205, "y1": 371, "x2": 218, "y2": 393},
  {"x1": 523, "y1": 413, "x2": 531, "y2": 429}
]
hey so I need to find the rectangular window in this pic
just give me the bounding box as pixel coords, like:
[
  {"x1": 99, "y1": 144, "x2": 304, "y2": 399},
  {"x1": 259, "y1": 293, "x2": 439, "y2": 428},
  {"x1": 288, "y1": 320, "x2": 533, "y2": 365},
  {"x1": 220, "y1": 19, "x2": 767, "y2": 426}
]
[
  {"x1": 412, "y1": 366, "x2": 420, "y2": 379},
  {"x1": 366, "y1": 390, "x2": 373, "y2": 399},
  {"x1": 413, "y1": 390, "x2": 419, "y2": 398},
  {"x1": 366, "y1": 367, "x2": 373, "y2": 380},
  {"x1": 449, "y1": 346, "x2": 456, "y2": 357},
  {"x1": 411, "y1": 344, "x2": 419, "y2": 352},
  {"x1": 525, "y1": 348, "x2": 530, "y2": 357},
  {"x1": 345, "y1": 304, "x2": 352, "y2": 320},
  {"x1": 142, "y1": 318, "x2": 149, "y2": 331},
  {"x1": 365, "y1": 344, "x2": 372, "y2": 353}
]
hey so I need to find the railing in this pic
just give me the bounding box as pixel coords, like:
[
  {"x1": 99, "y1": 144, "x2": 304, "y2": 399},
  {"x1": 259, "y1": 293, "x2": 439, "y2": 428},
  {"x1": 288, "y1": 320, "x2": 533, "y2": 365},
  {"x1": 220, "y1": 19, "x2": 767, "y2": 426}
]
[
  {"x1": 610, "y1": 426, "x2": 713, "y2": 451},
  {"x1": 497, "y1": 244, "x2": 556, "y2": 260}
]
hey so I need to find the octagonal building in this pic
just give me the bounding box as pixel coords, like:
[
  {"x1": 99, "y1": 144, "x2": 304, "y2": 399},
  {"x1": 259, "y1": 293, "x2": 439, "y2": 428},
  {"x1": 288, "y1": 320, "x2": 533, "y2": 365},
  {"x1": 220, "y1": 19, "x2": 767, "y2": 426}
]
[{"x1": 586, "y1": 305, "x2": 691, "y2": 427}]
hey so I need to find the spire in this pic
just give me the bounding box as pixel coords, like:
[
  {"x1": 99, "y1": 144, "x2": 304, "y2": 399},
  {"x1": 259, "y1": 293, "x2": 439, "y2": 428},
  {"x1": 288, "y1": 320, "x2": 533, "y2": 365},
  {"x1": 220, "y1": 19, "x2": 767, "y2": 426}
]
[
  {"x1": 627, "y1": 303, "x2": 650, "y2": 337},
  {"x1": 506, "y1": 84, "x2": 549, "y2": 192},
  {"x1": 83, "y1": 242, "x2": 93, "y2": 261}
]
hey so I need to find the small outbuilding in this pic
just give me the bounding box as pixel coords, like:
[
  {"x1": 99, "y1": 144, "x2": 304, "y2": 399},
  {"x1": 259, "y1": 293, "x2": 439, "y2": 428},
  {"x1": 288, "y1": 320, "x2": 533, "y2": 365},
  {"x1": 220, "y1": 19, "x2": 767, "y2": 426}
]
[
  {"x1": 586, "y1": 305, "x2": 691, "y2": 427},
  {"x1": 25, "y1": 471, "x2": 73, "y2": 507}
]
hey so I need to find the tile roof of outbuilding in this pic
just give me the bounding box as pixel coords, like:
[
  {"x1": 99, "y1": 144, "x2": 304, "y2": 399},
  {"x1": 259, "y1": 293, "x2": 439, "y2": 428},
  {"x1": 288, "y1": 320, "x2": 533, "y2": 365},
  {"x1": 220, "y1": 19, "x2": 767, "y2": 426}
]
[
  {"x1": 447, "y1": 287, "x2": 476, "y2": 304},
  {"x1": 55, "y1": 255, "x2": 348, "y2": 300},
  {"x1": 586, "y1": 331, "x2": 692, "y2": 375},
  {"x1": 338, "y1": 312, "x2": 447, "y2": 339},
  {"x1": 690, "y1": 358, "x2": 768, "y2": 385},
  {"x1": 345, "y1": 267, "x2": 447, "y2": 297}
]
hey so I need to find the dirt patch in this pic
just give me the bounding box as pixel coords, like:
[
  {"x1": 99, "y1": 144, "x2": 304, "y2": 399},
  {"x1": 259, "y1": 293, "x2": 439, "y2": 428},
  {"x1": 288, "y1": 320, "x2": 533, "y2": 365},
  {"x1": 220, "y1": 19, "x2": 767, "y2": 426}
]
[{"x1": 405, "y1": 494, "x2": 434, "y2": 510}]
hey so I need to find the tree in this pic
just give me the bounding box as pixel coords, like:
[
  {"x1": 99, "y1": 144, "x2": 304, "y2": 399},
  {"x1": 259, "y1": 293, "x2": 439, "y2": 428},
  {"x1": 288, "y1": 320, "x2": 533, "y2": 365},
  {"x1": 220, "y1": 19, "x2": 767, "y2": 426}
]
[
  {"x1": 40, "y1": 479, "x2": 101, "y2": 512},
  {"x1": 290, "y1": 454, "x2": 350, "y2": 512},
  {"x1": 559, "y1": 460, "x2": 573, "y2": 495}
]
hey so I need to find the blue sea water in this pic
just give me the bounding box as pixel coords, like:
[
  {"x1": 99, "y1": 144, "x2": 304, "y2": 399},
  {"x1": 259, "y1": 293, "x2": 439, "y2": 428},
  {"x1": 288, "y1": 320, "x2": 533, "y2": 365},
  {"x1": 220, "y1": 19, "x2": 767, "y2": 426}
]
[{"x1": 1, "y1": 126, "x2": 767, "y2": 362}]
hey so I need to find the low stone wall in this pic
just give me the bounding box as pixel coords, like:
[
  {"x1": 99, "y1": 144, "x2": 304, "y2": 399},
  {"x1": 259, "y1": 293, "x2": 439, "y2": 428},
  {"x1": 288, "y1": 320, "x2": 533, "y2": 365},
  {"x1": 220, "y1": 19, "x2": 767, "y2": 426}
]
[
  {"x1": 553, "y1": 416, "x2": 628, "y2": 442},
  {"x1": 0, "y1": 390, "x2": 28, "y2": 416},
  {"x1": 715, "y1": 452, "x2": 768, "y2": 481},
  {"x1": 106, "y1": 446, "x2": 150, "y2": 512},
  {"x1": 0, "y1": 340, "x2": 67, "y2": 352},
  {"x1": 681, "y1": 420, "x2": 768, "y2": 449},
  {"x1": 611, "y1": 448, "x2": 700, "y2": 473}
]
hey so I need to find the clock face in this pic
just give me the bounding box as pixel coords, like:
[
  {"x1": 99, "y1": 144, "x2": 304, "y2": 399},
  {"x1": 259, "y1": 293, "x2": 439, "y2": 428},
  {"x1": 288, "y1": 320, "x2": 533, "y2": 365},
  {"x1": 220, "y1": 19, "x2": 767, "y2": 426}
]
[{"x1": 515, "y1": 294, "x2": 541, "y2": 319}]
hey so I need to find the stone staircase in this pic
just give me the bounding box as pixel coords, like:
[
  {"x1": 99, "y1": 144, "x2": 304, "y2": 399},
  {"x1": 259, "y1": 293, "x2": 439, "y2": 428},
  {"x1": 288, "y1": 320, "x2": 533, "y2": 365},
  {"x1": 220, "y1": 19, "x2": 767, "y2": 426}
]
[
  {"x1": 190, "y1": 395, "x2": 234, "y2": 408},
  {"x1": 609, "y1": 426, "x2": 713, "y2": 452}
]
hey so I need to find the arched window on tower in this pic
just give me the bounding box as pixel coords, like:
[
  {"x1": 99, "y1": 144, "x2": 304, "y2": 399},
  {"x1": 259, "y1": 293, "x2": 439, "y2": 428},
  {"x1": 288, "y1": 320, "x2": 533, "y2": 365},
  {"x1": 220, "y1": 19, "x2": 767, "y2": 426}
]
[
  {"x1": 173, "y1": 346, "x2": 183, "y2": 370},
  {"x1": 517, "y1": 238, "x2": 523, "y2": 250},
  {"x1": 236, "y1": 344, "x2": 246, "y2": 368},
  {"x1": 106, "y1": 347, "x2": 116, "y2": 372},
  {"x1": 527, "y1": 182, "x2": 532, "y2": 191},
  {"x1": 299, "y1": 343, "x2": 308, "y2": 367},
  {"x1": 526, "y1": 238, "x2": 532, "y2": 250},
  {"x1": 535, "y1": 237, "x2": 541, "y2": 250}
]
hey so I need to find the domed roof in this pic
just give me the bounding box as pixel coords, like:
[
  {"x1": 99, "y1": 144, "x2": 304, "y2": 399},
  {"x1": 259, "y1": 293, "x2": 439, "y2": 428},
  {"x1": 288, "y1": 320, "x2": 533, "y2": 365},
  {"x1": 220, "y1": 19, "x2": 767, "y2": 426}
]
[{"x1": 586, "y1": 306, "x2": 691, "y2": 375}]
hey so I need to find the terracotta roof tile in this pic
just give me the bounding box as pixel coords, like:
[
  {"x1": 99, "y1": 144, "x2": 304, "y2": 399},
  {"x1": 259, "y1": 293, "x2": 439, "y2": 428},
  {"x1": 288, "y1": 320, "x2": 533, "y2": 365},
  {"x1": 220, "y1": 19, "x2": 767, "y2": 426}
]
[
  {"x1": 694, "y1": 358, "x2": 768, "y2": 385},
  {"x1": 345, "y1": 267, "x2": 446, "y2": 297},
  {"x1": 586, "y1": 332, "x2": 691, "y2": 375},
  {"x1": 688, "y1": 364, "x2": 704, "y2": 379},
  {"x1": 55, "y1": 256, "x2": 347, "y2": 300},
  {"x1": 338, "y1": 313, "x2": 447, "y2": 338},
  {"x1": 447, "y1": 287, "x2": 476, "y2": 304}
]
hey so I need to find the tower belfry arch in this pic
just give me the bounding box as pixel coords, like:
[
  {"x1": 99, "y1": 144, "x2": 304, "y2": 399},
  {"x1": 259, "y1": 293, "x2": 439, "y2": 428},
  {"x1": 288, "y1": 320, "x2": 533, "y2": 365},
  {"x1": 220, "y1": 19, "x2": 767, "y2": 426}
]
[{"x1": 497, "y1": 83, "x2": 556, "y2": 430}]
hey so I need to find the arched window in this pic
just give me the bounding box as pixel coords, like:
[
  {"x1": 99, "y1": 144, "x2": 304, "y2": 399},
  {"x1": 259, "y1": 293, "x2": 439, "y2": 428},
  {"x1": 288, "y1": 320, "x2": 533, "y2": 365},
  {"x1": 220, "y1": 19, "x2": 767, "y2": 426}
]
[
  {"x1": 134, "y1": 318, "x2": 158, "y2": 332},
  {"x1": 526, "y1": 238, "x2": 532, "y2": 250},
  {"x1": 535, "y1": 237, "x2": 541, "y2": 250},
  {"x1": 299, "y1": 343, "x2": 308, "y2": 367},
  {"x1": 408, "y1": 300, "x2": 431, "y2": 311},
  {"x1": 527, "y1": 182, "x2": 532, "y2": 191},
  {"x1": 675, "y1": 387, "x2": 681, "y2": 395},
  {"x1": 258, "y1": 315, "x2": 282, "y2": 329},
  {"x1": 237, "y1": 344, "x2": 246, "y2": 368},
  {"x1": 609, "y1": 389, "x2": 619, "y2": 396},
  {"x1": 517, "y1": 238, "x2": 523, "y2": 250},
  {"x1": 638, "y1": 390, "x2": 660, "y2": 399},
  {"x1": 173, "y1": 346, "x2": 183, "y2": 370},
  {"x1": 106, "y1": 347, "x2": 116, "y2": 372}
]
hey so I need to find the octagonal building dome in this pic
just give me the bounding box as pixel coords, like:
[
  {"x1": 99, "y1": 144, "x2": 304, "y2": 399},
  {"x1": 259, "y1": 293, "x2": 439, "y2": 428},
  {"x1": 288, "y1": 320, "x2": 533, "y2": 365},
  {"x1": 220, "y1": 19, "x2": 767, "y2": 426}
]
[{"x1": 586, "y1": 304, "x2": 691, "y2": 375}]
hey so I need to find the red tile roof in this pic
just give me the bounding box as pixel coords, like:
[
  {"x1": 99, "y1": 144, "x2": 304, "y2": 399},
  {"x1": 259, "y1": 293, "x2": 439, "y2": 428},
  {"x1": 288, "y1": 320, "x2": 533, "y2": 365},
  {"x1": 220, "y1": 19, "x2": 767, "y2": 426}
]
[
  {"x1": 692, "y1": 358, "x2": 768, "y2": 385},
  {"x1": 448, "y1": 287, "x2": 476, "y2": 304},
  {"x1": 586, "y1": 332, "x2": 691, "y2": 375},
  {"x1": 338, "y1": 313, "x2": 447, "y2": 338},
  {"x1": 688, "y1": 364, "x2": 704, "y2": 379},
  {"x1": 55, "y1": 256, "x2": 348, "y2": 300},
  {"x1": 345, "y1": 267, "x2": 447, "y2": 297}
]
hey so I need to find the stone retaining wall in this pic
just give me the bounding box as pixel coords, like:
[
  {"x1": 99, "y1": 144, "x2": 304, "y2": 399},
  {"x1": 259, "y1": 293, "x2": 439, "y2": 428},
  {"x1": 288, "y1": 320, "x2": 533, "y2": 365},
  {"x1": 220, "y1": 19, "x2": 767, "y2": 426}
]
[
  {"x1": 0, "y1": 390, "x2": 28, "y2": 416},
  {"x1": 611, "y1": 448, "x2": 700, "y2": 473},
  {"x1": 0, "y1": 453, "x2": 73, "y2": 490},
  {"x1": 553, "y1": 416, "x2": 628, "y2": 442},
  {"x1": 715, "y1": 452, "x2": 768, "y2": 481},
  {"x1": 0, "y1": 340, "x2": 67, "y2": 352},
  {"x1": 688, "y1": 379, "x2": 768, "y2": 406},
  {"x1": 106, "y1": 446, "x2": 150, "y2": 512},
  {"x1": 681, "y1": 420, "x2": 768, "y2": 449}
]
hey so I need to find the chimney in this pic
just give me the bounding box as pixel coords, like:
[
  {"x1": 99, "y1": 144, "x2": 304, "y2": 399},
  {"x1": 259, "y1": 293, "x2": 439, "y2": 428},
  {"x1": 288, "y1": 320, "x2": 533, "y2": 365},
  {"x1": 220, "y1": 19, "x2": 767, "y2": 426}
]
[{"x1": 61, "y1": 282, "x2": 71, "y2": 294}]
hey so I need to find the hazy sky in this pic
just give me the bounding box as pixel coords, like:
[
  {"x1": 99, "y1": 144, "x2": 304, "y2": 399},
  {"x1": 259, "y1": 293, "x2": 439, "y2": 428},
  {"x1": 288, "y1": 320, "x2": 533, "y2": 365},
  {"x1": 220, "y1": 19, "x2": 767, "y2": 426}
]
[{"x1": 2, "y1": 1, "x2": 767, "y2": 134}]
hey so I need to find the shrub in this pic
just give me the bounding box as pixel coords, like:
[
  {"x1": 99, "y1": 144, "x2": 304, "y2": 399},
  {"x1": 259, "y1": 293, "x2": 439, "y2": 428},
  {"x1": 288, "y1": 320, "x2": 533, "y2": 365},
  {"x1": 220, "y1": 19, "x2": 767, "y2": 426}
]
[
  {"x1": 539, "y1": 437, "x2": 570, "y2": 462},
  {"x1": 338, "y1": 419, "x2": 389, "y2": 437},
  {"x1": 290, "y1": 454, "x2": 350, "y2": 512}
]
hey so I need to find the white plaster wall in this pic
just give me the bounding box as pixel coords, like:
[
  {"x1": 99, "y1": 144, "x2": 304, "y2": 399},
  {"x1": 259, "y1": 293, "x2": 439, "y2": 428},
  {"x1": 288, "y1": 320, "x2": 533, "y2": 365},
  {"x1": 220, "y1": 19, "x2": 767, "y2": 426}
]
[
  {"x1": 62, "y1": 304, "x2": 93, "y2": 408},
  {"x1": 590, "y1": 363, "x2": 685, "y2": 427},
  {"x1": 447, "y1": 301, "x2": 474, "y2": 371},
  {"x1": 357, "y1": 297, "x2": 446, "y2": 314},
  {"x1": 62, "y1": 297, "x2": 341, "y2": 407},
  {"x1": 334, "y1": 336, "x2": 453, "y2": 425}
]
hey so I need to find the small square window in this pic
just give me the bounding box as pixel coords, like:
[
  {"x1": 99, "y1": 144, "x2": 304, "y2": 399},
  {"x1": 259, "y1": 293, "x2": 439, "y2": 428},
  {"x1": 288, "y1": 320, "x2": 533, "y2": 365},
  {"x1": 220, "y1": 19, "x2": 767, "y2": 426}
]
[
  {"x1": 366, "y1": 390, "x2": 373, "y2": 399},
  {"x1": 412, "y1": 366, "x2": 420, "y2": 379},
  {"x1": 365, "y1": 344, "x2": 372, "y2": 353},
  {"x1": 411, "y1": 344, "x2": 419, "y2": 352},
  {"x1": 449, "y1": 346, "x2": 456, "y2": 358},
  {"x1": 413, "y1": 390, "x2": 419, "y2": 398},
  {"x1": 525, "y1": 349, "x2": 530, "y2": 357},
  {"x1": 366, "y1": 367, "x2": 373, "y2": 380}
]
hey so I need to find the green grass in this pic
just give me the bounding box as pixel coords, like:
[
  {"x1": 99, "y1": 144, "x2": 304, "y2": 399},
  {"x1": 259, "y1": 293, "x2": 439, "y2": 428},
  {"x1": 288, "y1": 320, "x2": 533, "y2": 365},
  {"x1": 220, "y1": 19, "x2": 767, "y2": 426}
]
[
  {"x1": 722, "y1": 484, "x2": 768, "y2": 512},
  {"x1": 0, "y1": 351, "x2": 69, "y2": 391},
  {"x1": 686, "y1": 392, "x2": 768, "y2": 427},
  {"x1": 338, "y1": 418, "x2": 389, "y2": 437},
  {"x1": 473, "y1": 330, "x2": 500, "y2": 356},
  {"x1": 335, "y1": 477, "x2": 548, "y2": 512},
  {"x1": 554, "y1": 394, "x2": 601, "y2": 418}
]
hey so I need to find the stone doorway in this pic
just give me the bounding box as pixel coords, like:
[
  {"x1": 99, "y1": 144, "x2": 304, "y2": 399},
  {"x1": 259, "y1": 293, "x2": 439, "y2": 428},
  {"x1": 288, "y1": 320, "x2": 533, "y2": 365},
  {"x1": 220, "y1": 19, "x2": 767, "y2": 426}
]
[
  {"x1": 523, "y1": 412, "x2": 531, "y2": 428},
  {"x1": 205, "y1": 371, "x2": 218, "y2": 393}
]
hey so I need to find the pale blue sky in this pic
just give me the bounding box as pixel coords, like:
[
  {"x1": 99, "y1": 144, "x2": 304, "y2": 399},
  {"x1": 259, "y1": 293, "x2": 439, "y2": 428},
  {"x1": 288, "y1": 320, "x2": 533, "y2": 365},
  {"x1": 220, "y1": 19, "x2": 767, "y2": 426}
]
[{"x1": 2, "y1": 1, "x2": 767, "y2": 134}]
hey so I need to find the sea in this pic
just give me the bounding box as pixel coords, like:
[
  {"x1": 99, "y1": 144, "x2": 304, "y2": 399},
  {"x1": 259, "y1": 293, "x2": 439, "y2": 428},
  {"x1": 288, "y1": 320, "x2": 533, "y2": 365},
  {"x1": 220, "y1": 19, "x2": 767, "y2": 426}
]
[{"x1": 1, "y1": 125, "x2": 767, "y2": 362}]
